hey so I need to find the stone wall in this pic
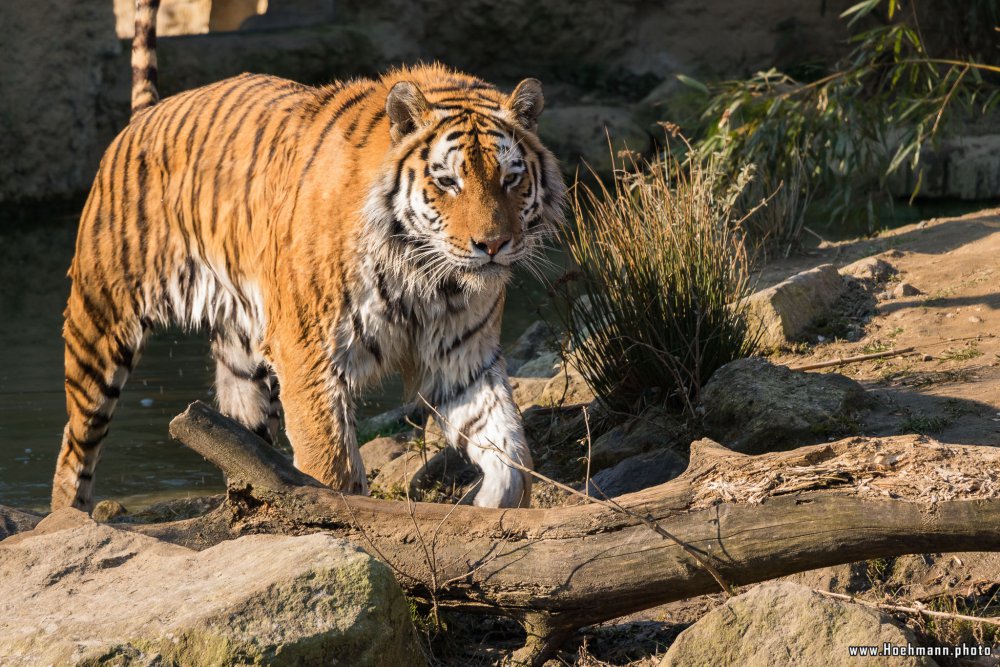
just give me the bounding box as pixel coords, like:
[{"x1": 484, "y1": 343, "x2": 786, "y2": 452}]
[
  {"x1": 0, "y1": 0, "x2": 121, "y2": 205},
  {"x1": 336, "y1": 0, "x2": 854, "y2": 93},
  {"x1": 6, "y1": 0, "x2": 994, "y2": 205}
]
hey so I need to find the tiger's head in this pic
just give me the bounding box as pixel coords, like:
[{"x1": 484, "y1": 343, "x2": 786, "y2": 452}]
[{"x1": 369, "y1": 76, "x2": 566, "y2": 294}]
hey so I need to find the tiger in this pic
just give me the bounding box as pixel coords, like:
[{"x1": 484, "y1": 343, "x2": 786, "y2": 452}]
[{"x1": 50, "y1": 0, "x2": 565, "y2": 512}]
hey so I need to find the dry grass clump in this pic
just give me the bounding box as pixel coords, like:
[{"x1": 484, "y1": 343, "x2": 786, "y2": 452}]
[{"x1": 559, "y1": 150, "x2": 760, "y2": 416}]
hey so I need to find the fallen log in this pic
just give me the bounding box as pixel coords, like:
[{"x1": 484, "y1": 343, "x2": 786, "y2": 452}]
[{"x1": 130, "y1": 402, "x2": 1000, "y2": 665}]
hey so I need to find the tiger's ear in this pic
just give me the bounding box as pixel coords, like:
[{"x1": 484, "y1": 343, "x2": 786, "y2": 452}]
[
  {"x1": 386, "y1": 81, "x2": 430, "y2": 143},
  {"x1": 506, "y1": 78, "x2": 544, "y2": 131}
]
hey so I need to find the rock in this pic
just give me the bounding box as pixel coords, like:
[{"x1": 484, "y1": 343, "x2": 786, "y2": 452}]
[
  {"x1": 511, "y1": 376, "x2": 551, "y2": 409},
  {"x1": 506, "y1": 320, "x2": 557, "y2": 375},
  {"x1": 358, "y1": 402, "x2": 422, "y2": 439},
  {"x1": 1, "y1": 0, "x2": 120, "y2": 203},
  {"x1": 0, "y1": 509, "x2": 423, "y2": 666},
  {"x1": 782, "y1": 563, "x2": 870, "y2": 595},
  {"x1": 91, "y1": 499, "x2": 128, "y2": 522},
  {"x1": 660, "y1": 582, "x2": 936, "y2": 667},
  {"x1": 840, "y1": 256, "x2": 897, "y2": 283},
  {"x1": 127, "y1": 494, "x2": 225, "y2": 524},
  {"x1": 890, "y1": 134, "x2": 1000, "y2": 200},
  {"x1": 0, "y1": 505, "x2": 42, "y2": 541},
  {"x1": 745, "y1": 264, "x2": 846, "y2": 350},
  {"x1": 371, "y1": 444, "x2": 481, "y2": 502},
  {"x1": 700, "y1": 357, "x2": 871, "y2": 454},
  {"x1": 892, "y1": 282, "x2": 923, "y2": 298},
  {"x1": 360, "y1": 436, "x2": 408, "y2": 475},
  {"x1": 537, "y1": 105, "x2": 651, "y2": 176},
  {"x1": 515, "y1": 351, "x2": 563, "y2": 378},
  {"x1": 540, "y1": 370, "x2": 596, "y2": 407},
  {"x1": 588, "y1": 405, "x2": 684, "y2": 471},
  {"x1": 586, "y1": 448, "x2": 688, "y2": 498}
]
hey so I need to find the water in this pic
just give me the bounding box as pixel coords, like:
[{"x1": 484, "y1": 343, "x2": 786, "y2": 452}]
[{"x1": 0, "y1": 210, "x2": 561, "y2": 512}]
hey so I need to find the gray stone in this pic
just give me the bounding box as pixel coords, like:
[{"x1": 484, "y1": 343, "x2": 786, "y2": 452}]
[
  {"x1": 700, "y1": 357, "x2": 871, "y2": 454},
  {"x1": 515, "y1": 352, "x2": 563, "y2": 378},
  {"x1": 0, "y1": 509, "x2": 423, "y2": 666},
  {"x1": 745, "y1": 264, "x2": 846, "y2": 350},
  {"x1": 840, "y1": 256, "x2": 897, "y2": 283},
  {"x1": 660, "y1": 582, "x2": 936, "y2": 667},
  {"x1": 892, "y1": 282, "x2": 923, "y2": 298},
  {"x1": 360, "y1": 436, "x2": 408, "y2": 475},
  {"x1": 537, "y1": 106, "x2": 651, "y2": 177},
  {"x1": 586, "y1": 447, "x2": 688, "y2": 498},
  {"x1": 0, "y1": 505, "x2": 42, "y2": 541},
  {"x1": 506, "y1": 320, "x2": 557, "y2": 375},
  {"x1": 588, "y1": 406, "x2": 684, "y2": 471}
]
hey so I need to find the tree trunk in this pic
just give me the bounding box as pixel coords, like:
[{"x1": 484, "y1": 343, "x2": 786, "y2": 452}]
[{"x1": 133, "y1": 402, "x2": 1000, "y2": 665}]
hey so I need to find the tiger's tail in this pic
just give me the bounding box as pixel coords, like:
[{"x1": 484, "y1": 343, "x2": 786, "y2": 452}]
[{"x1": 131, "y1": 0, "x2": 160, "y2": 115}]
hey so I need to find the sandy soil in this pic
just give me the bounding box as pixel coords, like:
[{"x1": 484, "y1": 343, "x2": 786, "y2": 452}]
[{"x1": 770, "y1": 207, "x2": 1000, "y2": 448}]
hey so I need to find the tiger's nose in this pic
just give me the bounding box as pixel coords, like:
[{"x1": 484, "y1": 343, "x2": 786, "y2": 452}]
[{"x1": 471, "y1": 235, "x2": 511, "y2": 257}]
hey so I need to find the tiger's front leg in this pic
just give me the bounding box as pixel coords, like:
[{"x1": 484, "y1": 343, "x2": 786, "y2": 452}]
[
  {"x1": 267, "y1": 327, "x2": 368, "y2": 495},
  {"x1": 421, "y1": 350, "x2": 533, "y2": 508}
]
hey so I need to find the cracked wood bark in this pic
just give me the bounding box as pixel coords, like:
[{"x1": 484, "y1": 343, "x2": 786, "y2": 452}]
[{"x1": 135, "y1": 402, "x2": 1000, "y2": 665}]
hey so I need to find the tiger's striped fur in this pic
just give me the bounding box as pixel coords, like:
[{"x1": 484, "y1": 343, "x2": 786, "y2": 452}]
[{"x1": 51, "y1": 0, "x2": 565, "y2": 511}]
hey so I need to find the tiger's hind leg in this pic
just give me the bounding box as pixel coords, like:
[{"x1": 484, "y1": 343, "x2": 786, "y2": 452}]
[
  {"x1": 212, "y1": 327, "x2": 277, "y2": 443},
  {"x1": 52, "y1": 286, "x2": 150, "y2": 511}
]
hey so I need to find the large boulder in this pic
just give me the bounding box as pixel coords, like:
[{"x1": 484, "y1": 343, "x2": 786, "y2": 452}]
[
  {"x1": 745, "y1": 264, "x2": 846, "y2": 350},
  {"x1": 700, "y1": 358, "x2": 871, "y2": 454},
  {"x1": 0, "y1": 509, "x2": 423, "y2": 666},
  {"x1": 660, "y1": 582, "x2": 937, "y2": 667}
]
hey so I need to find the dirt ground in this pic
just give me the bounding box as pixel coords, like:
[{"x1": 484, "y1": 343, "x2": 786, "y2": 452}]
[{"x1": 769, "y1": 206, "x2": 1000, "y2": 448}]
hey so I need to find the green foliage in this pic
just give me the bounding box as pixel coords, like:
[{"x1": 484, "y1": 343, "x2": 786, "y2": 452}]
[
  {"x1": 679, "y1": 0, "x2": 1000, "y2": 248},
  {"x1": 899, "y1": 414, "x2": 950, "y2": 435},
  {"x1": 557, "y1": 150, "x2": 760, "y2": 416}
]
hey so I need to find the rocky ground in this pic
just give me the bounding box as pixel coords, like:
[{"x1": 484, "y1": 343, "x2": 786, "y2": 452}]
[
  {"x1": 3, "y1": 208, "x2": 1000, "y2": 666},
  {"x1": 381, "y1": 207, "x2": 1000, "y2": 666}
]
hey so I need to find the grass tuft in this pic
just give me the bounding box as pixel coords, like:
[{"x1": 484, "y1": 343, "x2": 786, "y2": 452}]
[{"x1": 557, "y1": 148, "x2": 760, "y2": 416}]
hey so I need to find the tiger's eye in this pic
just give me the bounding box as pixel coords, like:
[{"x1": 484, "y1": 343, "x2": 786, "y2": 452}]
[
  {"x1": 502, "y1": 173, "x2": 520, "y2": 188},
  {"x1": 435, "y1": 176, "x2": 456, "y2": 189}
]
